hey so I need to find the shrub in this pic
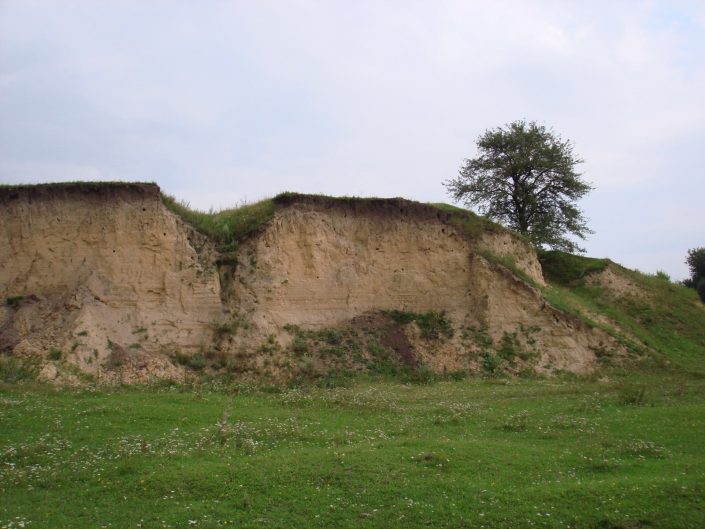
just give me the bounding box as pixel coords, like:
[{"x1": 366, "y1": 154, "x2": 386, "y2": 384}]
[
  {"x1": 416, "y1": 311, "x2": 454, "y2": 339},
  {"x1": 0, "y1": 355, "x2": 38, "y2": 383},
  {"x1": 172, "y1": 351, "x2": 208, "y2": 371},
  {"x1": 386, "y1": 310, "x2": 453, "y2": 340},
  {"x1": 319, "y1": 329, "x2": 342, "y2": 345},
  {"x1": 296, "y1": 357, "x2": 317, "y2": 379},
  {"x1": 291, "y1": 335, "x2": 308, "y2": 355},
  {"x1": 212, "y1": 318, "x2": 241, "y2": 339},
  {"x1": 400, "y1": 364, "x2": 436, "y2": 385},
  {"x1": 481, "y1": 351, "x2": 500, "y2": 375},
  {"x1": 47, "y1": 348, "x2": 62, "y2": 360},
  {"x1": 463, "y1": 326, "x2": 493, "y2": 349},
  {"x1": 5, "y1": 296, "x2": 24, "y2": 308},
  {"x1": 388, "y1": 310, "x2": 416, "y2": 325},
  {"x1": 498, "y1": 332, "x2": 520, "y2": 361}
]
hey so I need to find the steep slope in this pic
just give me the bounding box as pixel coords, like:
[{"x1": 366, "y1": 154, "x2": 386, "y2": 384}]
[
  {"x1": 1, "y1": 183, "x2": 631, "y2": 383},
  {"x1": 0, "y1": 183, "x2": 223, "y2": 381}
]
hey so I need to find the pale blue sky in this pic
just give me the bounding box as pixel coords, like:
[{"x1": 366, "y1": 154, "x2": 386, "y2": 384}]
[{"x1": 1, "y1": 1, "x2": 703, "y2": 279}]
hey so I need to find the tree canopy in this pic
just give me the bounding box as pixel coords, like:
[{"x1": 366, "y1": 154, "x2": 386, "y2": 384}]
[
  {"x1": 685, "y1": 247, "x2": 705, "y2": 302},
  {"x1": 445, "y1": 120, "x2": 593, "y2": 252}
]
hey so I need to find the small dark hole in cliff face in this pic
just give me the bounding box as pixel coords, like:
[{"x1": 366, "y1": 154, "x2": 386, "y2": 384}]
[{"x1": 142, "y1": 208, "x2": 146, "y2": 211}]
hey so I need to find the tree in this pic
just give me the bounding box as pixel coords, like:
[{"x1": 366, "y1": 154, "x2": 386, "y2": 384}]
[
  {"x1": 685, "y1": 247, "x2": 705, "y2": 302},
  {"x1": 445, "y1": 120, "x2": 593, "y2": 252}
]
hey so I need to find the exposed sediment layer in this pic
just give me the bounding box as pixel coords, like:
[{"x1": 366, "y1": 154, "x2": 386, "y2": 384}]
[{"x1": 0, "y1": 183, "x2": 619, "y2": 382}]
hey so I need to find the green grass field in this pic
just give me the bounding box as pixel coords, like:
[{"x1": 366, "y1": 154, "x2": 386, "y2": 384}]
[{"x1": 2, "y1": 373, "x2": 704, "y2": 529}]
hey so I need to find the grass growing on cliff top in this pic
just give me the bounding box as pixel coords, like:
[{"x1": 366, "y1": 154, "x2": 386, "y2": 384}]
[
  {"x1": 430, "y1": 202, "x2": 507, "y2": 240},
  {"x1": 2, "y1": 374, "x2": 705, "y2": 529},
  {"x1": 161, "y1": 194, "x2": 276, "y2": 251},
  {"x1": 162, "y1": 189, "x2": 517, "y2": 252}
]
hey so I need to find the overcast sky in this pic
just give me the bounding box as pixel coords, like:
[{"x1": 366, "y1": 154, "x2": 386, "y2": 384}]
[{"x1": 1, "y1": 1, "x2": 703, "y2": 279}]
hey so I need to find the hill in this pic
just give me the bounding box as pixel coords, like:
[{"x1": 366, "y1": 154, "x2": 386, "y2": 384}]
[{"x1": 0, "y1": 182, "x2": 702, "y2": 384}]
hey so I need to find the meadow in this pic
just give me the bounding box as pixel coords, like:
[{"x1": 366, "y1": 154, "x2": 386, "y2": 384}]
[{"x1": 2, "y1": 372, "x2": 704, "y2": 529}]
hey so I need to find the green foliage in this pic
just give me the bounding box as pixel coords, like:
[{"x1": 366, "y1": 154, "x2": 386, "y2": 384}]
[
  {"x1": 0, "y1": 355, "x2": 38, "y2": 383},
  {"x1": 387, "y1": 310, "x2": 454, "y2": 339},
  {"x1": 5, "y1": 296, "x2": 24, "y2": 308},
  {"x1": 463, "y1": 325, "x2": 493, "y2": 349},
  {"x1": 161, "y1": 193, "x2": 276, "y2": 251},
  {"x1": 172, "y1": 351, "x2": 208, "y2": 371},
  {"x1": 211, "y1": 317, "x2": 242, "y2": 340},
  {"x1": 47, "y1": 348, "x2": 62, "y2": 361},
  {"x1": 257, "y1": 335, "x2": 280, "y2": 354},
  {"x1": 538, "y1": 249, "x2": 609, "y2": 285},
  {"x1": 686, "y1": 247, "x2": 705, "y2": 282},
  {"x1": 445, "y1": 120, "x2": 593, "y2": 252},
  {"x1": 290, "y1": 335, "x2": 308, "y2": 356},
  {"x1": 685, "y1": 248, "x2": 705, "y2": 303},
  {"x1": 697, "y1": 278, "x2": 705, "y2": 304},
  {"x1": 498, "y1": 332, "x2": 521, "y2": 361},
  {"x1": 655, "y1": 270, "x2": 670, "y2": 281},
  {"x1": 388, "y1": 310, "x2": 417, "y2": 325},
  {"x1": 315, "y1": 369, "x2": 355, "y2": 388},
  {"x1": 415, "y1": 311, "x2": 454, "y2": 340},
  {"x1": 399, "y1": 364, "x2": 437, "y2": 385},
  {"x1": 481, "y1": 351, "x2": 500, "y2": 375}
]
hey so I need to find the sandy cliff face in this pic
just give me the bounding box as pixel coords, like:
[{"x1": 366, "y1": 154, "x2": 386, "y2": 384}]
[
  {"x1": 0, "y1": 184, "x2": 222, "y2": 381},
  {"x1": 0, "y1": 184, "x2": 620, "y2": 382},
  {"x1": 232, "y1": 204, "x2": 480, "y2": 329},
  {"x1": 228, "y1": 199, "x2": 610, "y2": 375}
]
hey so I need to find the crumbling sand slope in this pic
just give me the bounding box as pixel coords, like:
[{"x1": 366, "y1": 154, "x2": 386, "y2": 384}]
[{"x1": 1, "y1": 183, "x2": 621, "y2": 382}]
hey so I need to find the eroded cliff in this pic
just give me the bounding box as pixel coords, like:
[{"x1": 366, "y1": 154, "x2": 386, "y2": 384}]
[{"x1": 0, "y1": 183, "x2": 621, "y2": 382}]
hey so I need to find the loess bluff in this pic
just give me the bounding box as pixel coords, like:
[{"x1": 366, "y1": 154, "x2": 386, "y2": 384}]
[{"x1": 1, "y1": 183, "x2": 621, "y2": 383}]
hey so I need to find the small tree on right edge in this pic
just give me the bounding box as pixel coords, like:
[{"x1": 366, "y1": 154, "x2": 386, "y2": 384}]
[{"x1": 684, "y1": 247, "x2": 705, "y2": 302}]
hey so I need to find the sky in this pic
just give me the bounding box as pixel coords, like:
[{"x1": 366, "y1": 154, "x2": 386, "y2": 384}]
[{"x1": 1, "y1": 1, "x2": 703, "y2": 280}]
